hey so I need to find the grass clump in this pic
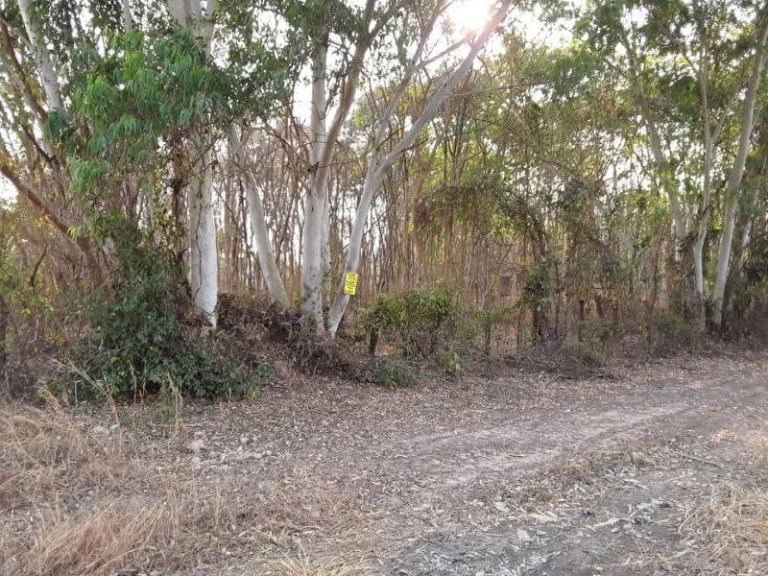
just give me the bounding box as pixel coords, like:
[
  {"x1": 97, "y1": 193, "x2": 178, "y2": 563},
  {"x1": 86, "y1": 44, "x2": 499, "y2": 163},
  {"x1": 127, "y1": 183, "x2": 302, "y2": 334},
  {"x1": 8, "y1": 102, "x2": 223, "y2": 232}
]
[{"x1": 371, "y1": 358, "x2": 418, "y2": 389}]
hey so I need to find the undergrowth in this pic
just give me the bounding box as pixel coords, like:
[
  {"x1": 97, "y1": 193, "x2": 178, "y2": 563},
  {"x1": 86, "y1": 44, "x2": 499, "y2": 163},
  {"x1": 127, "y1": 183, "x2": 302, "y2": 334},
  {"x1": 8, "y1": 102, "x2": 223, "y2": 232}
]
[
  {"x1": 69, "y1": 226, "x2": 269, "y2": 400},
  {"x1": 370, "y1": 358, "x2": 418, "y2": 388}
]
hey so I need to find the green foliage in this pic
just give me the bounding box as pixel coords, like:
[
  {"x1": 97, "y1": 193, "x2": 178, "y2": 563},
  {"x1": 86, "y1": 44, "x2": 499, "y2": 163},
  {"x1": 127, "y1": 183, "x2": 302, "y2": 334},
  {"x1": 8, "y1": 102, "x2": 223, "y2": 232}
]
[
  {"x1": 52, "y1": 26, "x2": 290, "y2": 248},
  {"x1": 62, "y1": 31, "x2": 228, "y2": 205},
  {"x1": 361, "y1": 292, "x2": 404, "y2": 335},
  {"x1": 442, "y1": 349, "x2": 463, "y2": 376},
  {"x1": 520, "y1": 262, "x2": 554, "y2": 307},
  {"x1": 362, "y1": 288, "x2": 461, "y2": 357},
  {"x1": 45, "y1": 29, "x2": 284, "y2": 400},
  {"x1": 371, "y1": 358, "x2": 418, "y2": 389},
  {"x1": 79, "y1": 225, "x2": 266, "y2": 400},
  {"x1": 517, "y1": 259, "x2": 559, "y2": 335},
  {"x1": 400, "y1": 288, "x2": 460, "y2": 356}
]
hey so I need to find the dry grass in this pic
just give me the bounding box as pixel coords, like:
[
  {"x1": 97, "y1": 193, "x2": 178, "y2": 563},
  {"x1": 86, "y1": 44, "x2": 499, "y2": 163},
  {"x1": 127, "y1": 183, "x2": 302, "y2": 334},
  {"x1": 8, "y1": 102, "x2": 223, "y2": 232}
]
[
  {"x1": 251, "y1": 476, "x2": 365, "y2": 549},
  {"x1": 679, "y1": 484, "x2": 768, "y2": 575},
  {"x1": 264, "y1": 554, "x2": 372, "y2": 576},
  {"x1": 7, "y1": 500, "x2": 175, "y2": 576},
  {"x1": 0, "y1": 401, "x2": 371, "y2": 576},
  {"x1": 676, "y1": 424, "x2": 768, "y2": 575},
  {"x1": 0, "y1": 403, "x2": 176, "y2": 576},
  {"x1": 743, "y1": 422, "x2": 768, "y2": 474}
]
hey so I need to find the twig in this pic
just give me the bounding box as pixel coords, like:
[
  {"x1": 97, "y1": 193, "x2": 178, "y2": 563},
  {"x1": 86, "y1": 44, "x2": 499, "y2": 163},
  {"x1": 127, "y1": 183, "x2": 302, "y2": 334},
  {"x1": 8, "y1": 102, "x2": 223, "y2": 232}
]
[
  {"x1": 669, "y1": 448, "x2": 726, "y2": 470},
  {"x1": 591, "y1": 517, "x2": 623, "y2": 529}
]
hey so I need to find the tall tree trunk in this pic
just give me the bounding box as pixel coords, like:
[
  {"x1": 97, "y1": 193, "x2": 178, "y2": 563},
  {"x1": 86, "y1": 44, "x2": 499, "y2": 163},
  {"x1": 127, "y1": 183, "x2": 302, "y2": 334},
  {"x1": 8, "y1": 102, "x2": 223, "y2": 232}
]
[
  {"x1": 327, "y1": 0, "x2": 514, "y2": 334},
  {"x1": 168, "y1": 0, "x2": 219, "y2": 326},
  {"x1": 123, "y1": 0, "x2": 133, "y2": 31},
  {"x1": 711, "y1": 11, "x2": 768, "y2": 330},
  {"x1": 188, "y1": 149, "x2": 218, "y2": 325},
  {"x1": 693, "y1": 62, "x2": 714, "y2": 330},
  {"x1": 16, "y1": 0, "x2": 63, "y2": 113},
  {"x1": 228, "y1": 127, "x2": 290, "y2": 308},
  {"x1": 301, "y1": 33, "x2": 329, "y2": 331}
]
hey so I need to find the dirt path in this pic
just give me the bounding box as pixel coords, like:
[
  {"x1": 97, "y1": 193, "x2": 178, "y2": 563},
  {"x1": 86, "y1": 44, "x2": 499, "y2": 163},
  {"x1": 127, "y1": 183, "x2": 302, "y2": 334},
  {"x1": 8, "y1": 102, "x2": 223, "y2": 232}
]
[
  {"x1": 4, "y1": 352, "x2": 767, "y2": 576},
  {"x1": 162, "y1": 352, "x2": 767, "y2": 575}
]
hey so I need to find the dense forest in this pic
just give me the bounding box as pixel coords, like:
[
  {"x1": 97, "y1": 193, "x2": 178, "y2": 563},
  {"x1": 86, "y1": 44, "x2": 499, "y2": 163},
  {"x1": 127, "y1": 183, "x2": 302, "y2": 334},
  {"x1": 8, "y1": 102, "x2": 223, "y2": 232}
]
[{"x1": 1, "y1": 0, "x2": 768, "y2": 397}]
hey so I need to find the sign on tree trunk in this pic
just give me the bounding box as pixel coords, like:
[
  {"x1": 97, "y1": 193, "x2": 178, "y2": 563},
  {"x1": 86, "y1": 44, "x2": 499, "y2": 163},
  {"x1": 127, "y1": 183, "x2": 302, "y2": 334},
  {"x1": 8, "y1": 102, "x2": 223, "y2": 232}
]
[{"x1": 344, "y1": 272, "x2": 359, "y2": 296}]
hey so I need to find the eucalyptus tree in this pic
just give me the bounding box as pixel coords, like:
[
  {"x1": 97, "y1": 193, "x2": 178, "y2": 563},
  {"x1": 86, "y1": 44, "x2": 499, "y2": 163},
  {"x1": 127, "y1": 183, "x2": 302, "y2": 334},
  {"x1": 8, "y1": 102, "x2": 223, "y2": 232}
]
[
  {"x1": 574, "y1": 0, "x2": 768, "y2": 329},
  {"x1": 0, "y1": 0, "x2": 289, "y2": 322},
  {"x1": 223, "y1": 0, "x2": 405, "y2": 328},
  {"x1": 165, "y1": 0, "x2": 219, "y2": 326},
  {"x1": 225, "y1": 0, "x2": 515, "y2": 333},
  {"x1": 326, "y1": 0, "x2": 516, "y2": 334},
  {"x1": 710, "y1": 4, "x2": 768, "y2": 329}
]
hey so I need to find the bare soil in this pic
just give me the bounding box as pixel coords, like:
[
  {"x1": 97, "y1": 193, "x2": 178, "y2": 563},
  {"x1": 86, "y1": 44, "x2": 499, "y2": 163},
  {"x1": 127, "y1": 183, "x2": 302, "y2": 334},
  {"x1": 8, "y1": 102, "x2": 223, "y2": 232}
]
[{"x1": 2, "y1": 350, "x2": 768, "y2": 575}]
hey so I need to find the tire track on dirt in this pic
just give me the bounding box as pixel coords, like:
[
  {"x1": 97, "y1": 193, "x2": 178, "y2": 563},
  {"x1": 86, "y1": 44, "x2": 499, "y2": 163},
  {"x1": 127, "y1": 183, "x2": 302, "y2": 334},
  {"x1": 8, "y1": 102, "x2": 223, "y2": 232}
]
[
  {"x1": 373, "y1": 368, "x2": 763, "y2": 496},
  {"x1": 384, "y1": 361, "x2": 768, "y2": 575}
]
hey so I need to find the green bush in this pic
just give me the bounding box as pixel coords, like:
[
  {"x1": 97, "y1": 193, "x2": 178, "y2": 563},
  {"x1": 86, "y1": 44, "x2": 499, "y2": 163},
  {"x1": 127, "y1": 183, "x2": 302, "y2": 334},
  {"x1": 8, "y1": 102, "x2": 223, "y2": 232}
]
[
  {"x1": 371, "y1": 358, "x2": 418, "y2": 388},
  {"x1": 567, "y1": 341, "x2": 605, "y2": 368},
  {"x1": 442, "y1": 349, "x2": 463, "y2": 376},
  {"x1": 361, "y1": 287, "x2": 461, "y2": 357},
  {"x1": 75, "y1": 227, "x2": 266, "y2": 400}
]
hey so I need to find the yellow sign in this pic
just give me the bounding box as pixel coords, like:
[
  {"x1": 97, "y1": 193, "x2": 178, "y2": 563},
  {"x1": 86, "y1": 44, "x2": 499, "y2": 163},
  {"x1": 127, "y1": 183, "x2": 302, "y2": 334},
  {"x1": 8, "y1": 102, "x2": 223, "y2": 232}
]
[{"x1": 343, "y1": 272, "x2": 359, "y2": 296}]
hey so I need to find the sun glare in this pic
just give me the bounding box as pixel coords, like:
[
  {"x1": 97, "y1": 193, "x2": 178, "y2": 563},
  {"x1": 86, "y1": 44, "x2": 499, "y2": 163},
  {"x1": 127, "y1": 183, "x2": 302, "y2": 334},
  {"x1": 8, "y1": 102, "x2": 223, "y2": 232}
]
[{"x1": 447, "y1": 0, "x2": 495, "y2": 34}]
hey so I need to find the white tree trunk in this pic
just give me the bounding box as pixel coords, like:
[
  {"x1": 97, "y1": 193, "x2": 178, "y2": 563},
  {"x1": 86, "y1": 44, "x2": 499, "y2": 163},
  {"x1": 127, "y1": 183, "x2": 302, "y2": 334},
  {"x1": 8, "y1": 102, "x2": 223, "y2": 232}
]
[
  {"x1": 187, "y1": 149, "x2": 218, "y2": 325},
  {"x1": 692, "y1": 38, "x2": 723, "y2": 331},
  {"x1": 321, "y1": 185, "x2": 331, "y2": 284},
  {"x1": 123, "y1": 0, "x2": 133, "y2": 31},
  {"x1": 188, "y1": 149, "x2": 218, "y2": 325},
  {"x1": 711, "y1": 13, "x2": 768, "y2": 329},
  {"x1": 693, "y1": 57, "x2": 713, "y2": 302},
  {"x1": 301, "y1": 34, "x2": 329, "y2": 331},
  {"x1": 693, "y1": 111, "x2": 713, "y2": 330},
  {"x1": 228, "y1": 127, "x2": 290, "y2": 308},
  {"x1": 327, "y1": 0, "x2": 514, "y2": 334},
  {"x1": 16, "y1": 0, "x2": 63, "y2": 112},
  {"x1": 642, "y1": 108, "x2": 686, "y2": 253},
  {"x1": 168, "y1": 0, "x2": 219, "y2": 326}
]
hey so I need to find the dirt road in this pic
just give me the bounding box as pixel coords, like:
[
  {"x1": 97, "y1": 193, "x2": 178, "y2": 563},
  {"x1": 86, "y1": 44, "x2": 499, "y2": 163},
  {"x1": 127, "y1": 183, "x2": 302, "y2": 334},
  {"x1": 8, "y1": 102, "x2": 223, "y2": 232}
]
[
  {"x1": 3, "y1": 352, "x2": 767, "y2": 576},
  {"x1": 172, "y1": 352, "x2": 768, "y2": 575}
]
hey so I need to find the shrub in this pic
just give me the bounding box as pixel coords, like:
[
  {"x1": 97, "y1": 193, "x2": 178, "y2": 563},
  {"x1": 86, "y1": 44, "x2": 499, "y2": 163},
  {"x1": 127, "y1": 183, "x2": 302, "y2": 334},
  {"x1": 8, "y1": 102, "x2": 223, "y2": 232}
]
[
  {"x1": 649, "y1": 309, "x2": 699, "y2": 356},
  {"x1": 442, "y1": 349, "x2": 463, "y2": 376},
  {"x1": 567, "y1": 341, "x2": 605, "y2": 368},
  {"x1": 371, "y1": 358, "x2": 418, "y2": 388},
  {"x1": 74, "y1": 227, "x2": 266, "y2": 400},
  {"x1": 361, "y1": 287, "x2": 461, "y2": 357}
]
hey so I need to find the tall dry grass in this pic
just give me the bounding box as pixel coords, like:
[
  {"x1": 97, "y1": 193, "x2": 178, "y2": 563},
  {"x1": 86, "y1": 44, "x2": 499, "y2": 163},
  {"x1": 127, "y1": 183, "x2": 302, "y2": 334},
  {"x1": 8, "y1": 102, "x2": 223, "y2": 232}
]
[
  {"x1": 0, "y1": 401, "x2": 371, "y2": 576},
  {"x1": 677, "y1": 423, "x2": 768, "y2": 575}
]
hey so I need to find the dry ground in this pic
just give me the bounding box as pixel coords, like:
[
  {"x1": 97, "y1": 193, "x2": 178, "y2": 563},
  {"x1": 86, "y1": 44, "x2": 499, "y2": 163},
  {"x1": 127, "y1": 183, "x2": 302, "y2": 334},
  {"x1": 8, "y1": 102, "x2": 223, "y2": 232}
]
[{"x1": 2, "y1": 350, "x2": 768, "y2": 576}]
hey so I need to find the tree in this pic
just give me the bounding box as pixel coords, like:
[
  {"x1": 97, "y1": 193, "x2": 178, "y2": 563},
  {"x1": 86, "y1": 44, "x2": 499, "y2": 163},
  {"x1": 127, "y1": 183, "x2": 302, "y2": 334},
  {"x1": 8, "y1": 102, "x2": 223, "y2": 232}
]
[
  {"x1": 327, "y1": 0, "x2": 515, "y2": 333},
  {"x1": 575, "y1": 0, "x2": 768, "y2": 329},
  {"x1": 166, "y1": 0, "x2": 219, "y2": 326}
]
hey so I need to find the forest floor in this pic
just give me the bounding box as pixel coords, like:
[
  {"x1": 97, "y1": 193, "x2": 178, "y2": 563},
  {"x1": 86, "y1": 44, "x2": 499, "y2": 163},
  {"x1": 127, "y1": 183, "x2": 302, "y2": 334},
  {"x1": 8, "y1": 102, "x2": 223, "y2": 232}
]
[{"x1": 2, "y1": 350, "x2": 768, "y2": 576}]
